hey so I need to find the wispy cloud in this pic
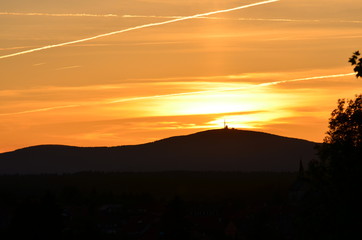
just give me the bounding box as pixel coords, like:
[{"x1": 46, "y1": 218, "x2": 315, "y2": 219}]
[
  {"x1": 0, "y1": 104, "x2": 80, "y2": 116},
  {"x1": 122, "y1": 14, "x2": 310, "y2": 22},
  {"x1": 122, "y1": 14, "x2": 362, "y2": 24},
  {"x1": 0, "y1": 46, "x2": 34, "y2": 51},
  {"x1": 3, "y1": 11, "x2": 361, "y2": 24},
  {"x1": 0, "y1": 0, "x2": 279, "y2": 59},
  {"x1": 0, "y1": 12, "x2": 117, "y2": 17},
  {"x1": 121, "y1": 72, "x2": 284, "y2": 83},
  {"x1": 0, "y1": 72, "x2": 354, "y2": 116},
  {"x1": 55, "y1": 65, "x2": 81, "y2": 71},
  {"x1": 33, "y1": 63, "x2": 46, "y2": 66},
  {"x1": 106, "y1": 73, "x2": 354, "y2": 104}
]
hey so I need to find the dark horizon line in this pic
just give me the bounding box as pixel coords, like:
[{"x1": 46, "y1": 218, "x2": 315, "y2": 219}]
[{"x1": 0, "y1": 127, "x2": 319, "y2": 154}]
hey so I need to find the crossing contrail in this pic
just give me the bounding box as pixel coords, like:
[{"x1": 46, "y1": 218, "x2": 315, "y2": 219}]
[
  {"x1": 0, "y1": 72, "x2": 354, "y2": 116},
  {"x1": 0, "y1": 0, "x2": 279, "y2": 60}
]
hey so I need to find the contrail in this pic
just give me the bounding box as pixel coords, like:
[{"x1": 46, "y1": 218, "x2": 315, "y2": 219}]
[
  {"x1": 55, "y1": 65, "x2": 81, "y2": 71},
  {"x1": 0, "y1": 12, "x2": 117, "y2": 17},
  {"x1": 123, "y1": 15, "x2": 317, "y2": 22},
  {"x1": 255, "y1": 73, "x2": 355, "y2": 87},
  {"x1": 0, "y1": 46, "x2": 34, "y2": 51},
  {"x1": 0, "y1": 0, "x2": 279, "y2": 60},
  {"x1": 123, "y1": 15, "x2": 362, "y2": 24},
  {"x1": 0, "y1": 72, "x2": 354, "y2": 116},
  {"x1": 0, "y1": 104, "x2": 80, "y2": 116},
  {"x1": 3, "y1": 12, "x2": 362, "y2": 24},
  {"x1": 107, "y1": 73, "x2": 356, "y2": 103}
]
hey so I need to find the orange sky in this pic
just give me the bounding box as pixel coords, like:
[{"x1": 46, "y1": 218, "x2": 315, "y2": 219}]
[{"x1": 1, "y1": 0, "x2": 362, "y2": 152}]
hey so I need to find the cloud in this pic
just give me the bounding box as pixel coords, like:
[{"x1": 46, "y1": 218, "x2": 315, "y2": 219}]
[
  {"x1": 38, "y1": 111, "x2": 266, "y2": 136},
  {"x1": 32, "y1": 63, "x2": 46, "y2": 66},
  {"x1": 123, "y1": 15, "x2": 362, "y2": 24},
  {"x1": 0, "y1": 46, "x2": 34, "y2": 51},
  {"x1": 0, "y1": 72, "x2": 354, "y2": 116},
  {"x1": 259, "y1": 115, "x2": 329, "y2": 142},
  {"x1": 3, "y1": 11, "x2": 361, "y2": 24},
  {"x1": 0, "y1": 104, "x2": 80, "y2": 116},
  {"x1": 0, "y1": 0, "x2": 279, "y2": 59},
  {"x1": 0, "y1": 12, "x2": 117, "y2": 17},
  {"x1": 55, "y1": 65, "x2": 81, "y2": 71},
  {"x1": 121, "y1": 72, "x2": 284, "y2": 83},
  {"x1": 64, "y1": 110, "x2": 265, "y2": 126}
]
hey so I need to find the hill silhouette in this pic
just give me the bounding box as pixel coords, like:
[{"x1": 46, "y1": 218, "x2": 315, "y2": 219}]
[{"x1": 0, "y1": 129, "x2": 318, "y2": 174}]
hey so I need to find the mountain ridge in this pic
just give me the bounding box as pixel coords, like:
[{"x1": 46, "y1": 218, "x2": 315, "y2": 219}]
[{"x1": 0, "y1": 129, "x2": 318, "y2": 174}]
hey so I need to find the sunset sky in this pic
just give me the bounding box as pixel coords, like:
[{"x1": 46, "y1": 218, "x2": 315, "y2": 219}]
[{"x1": 1, "y1": 0, "x2": 362, "y2": 152}]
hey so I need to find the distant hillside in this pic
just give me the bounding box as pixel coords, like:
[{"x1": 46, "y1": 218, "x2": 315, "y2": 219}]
[{"x1": 0, "y1": 129, "x2": 318, "y2": 174}]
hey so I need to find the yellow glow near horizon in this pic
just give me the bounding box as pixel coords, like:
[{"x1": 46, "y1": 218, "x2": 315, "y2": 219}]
[
  {"x1": 164, "y1": 93, "x2": 255, "y2": 115},
  {"x1": 209, "y1": 113, "x2": 278, "y2": 129}
]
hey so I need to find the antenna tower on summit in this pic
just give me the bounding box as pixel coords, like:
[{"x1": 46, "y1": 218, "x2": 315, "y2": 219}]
[{"x1": 224, "y1": 119, "x2": 229, "y2": 129}]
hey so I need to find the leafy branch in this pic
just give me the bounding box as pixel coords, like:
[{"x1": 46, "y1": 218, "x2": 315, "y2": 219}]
[{"x1": 348, "y1": 50, "x2": 362, "y2": 78}]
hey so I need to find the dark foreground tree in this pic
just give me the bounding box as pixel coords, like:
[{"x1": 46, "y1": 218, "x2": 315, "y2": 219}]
[
  {"x1": 315, "y1": 52, "x2": 362, "y2": 178},
  {"x1": 318, "y1": 94, "x2": 362, "y2": 178},
  {"x1": 349, "y1": 50, "x2": 362, "y2": 78},
  {"x1": 312, "y1": 51, "x2": 362, "y2": 179},
  {"x1": 296, "y1": 53, "x2": 362, "y2": 239},
  {"x1": 298, "y1": 95, "x2": 362, "y2": 240}
]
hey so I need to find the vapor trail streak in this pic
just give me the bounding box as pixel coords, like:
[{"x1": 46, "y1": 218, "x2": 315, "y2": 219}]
[
  {"x1": 4, "y1": 12, "x2": 361, "y2": 24},
  {"x1": 0, "y1": 72, "x2": 354, "y2": 116},
  {"x1": 0, "y1": 0, "x2": 279, "y2": 59},
  {"x1": 0, "y1": 105, "x2": 80, "y2": 116},
  {"x1": 124, "y1": 15, "x2": 362, "y2": 24},
  {"x1": 107, "y1": 73, "x2": 356, "y2": 103},
  {"x1": 0, "y1": 12, "x2": 117, "y2": 17}
]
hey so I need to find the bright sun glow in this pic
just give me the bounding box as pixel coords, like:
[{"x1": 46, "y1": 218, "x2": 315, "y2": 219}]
[
  {"x1": 208, "y1": 112, "x2": 288, "y2": 129},
  {"x1": 177, "y1": 95, "x2": 254, "y2": 115}
]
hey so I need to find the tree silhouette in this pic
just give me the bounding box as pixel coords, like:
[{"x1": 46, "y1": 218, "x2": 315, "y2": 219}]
[
  {"x1": 299, "y1": 53, "x2": 362, "y2": 239},
  {"x1": 315, "y1": 51, "x2": 362, "y2": 176},
  {"x1": 303, "y1": 94, "x2": 362, "y2": 239},
  {"x1": 318, "y1": 94, "x2": 362, "y2": 178},
  {"x1": 348, "y1": 50, "x2": 362, "y2": 78}
]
